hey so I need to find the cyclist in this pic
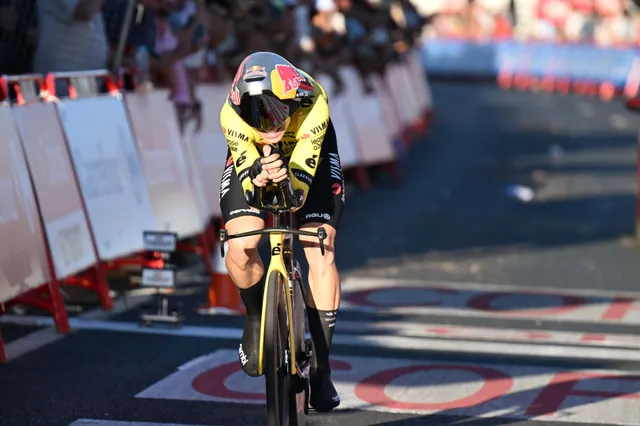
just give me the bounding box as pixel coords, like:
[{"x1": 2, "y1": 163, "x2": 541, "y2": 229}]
[{"x1": 219, "y1": 51, "x2": 345, "y2": 412}]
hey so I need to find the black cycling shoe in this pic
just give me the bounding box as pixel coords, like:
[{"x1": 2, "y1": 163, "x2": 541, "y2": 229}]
[
  {"x1": 238, "y1": 316, "x2": 261, "y2": 377},
  {"x1": 309, "y1": 370, "x2": 340, "y2": 412}
]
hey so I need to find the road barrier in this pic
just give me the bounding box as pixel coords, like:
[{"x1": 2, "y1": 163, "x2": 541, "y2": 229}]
[{"x1": 0, "y1": 48, "x2": 434, "y2": 361}]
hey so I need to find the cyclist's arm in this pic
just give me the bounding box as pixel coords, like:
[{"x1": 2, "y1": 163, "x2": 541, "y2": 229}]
[
  {"x1": 220, "y1": 100, "x2": 261, "y2": 194},
  {"x1": 288, "y1": 93, "x2": 330, "y2": 207}
]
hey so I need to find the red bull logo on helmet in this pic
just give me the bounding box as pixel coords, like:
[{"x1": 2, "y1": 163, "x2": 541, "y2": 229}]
[
  {"x1": 243, "y1": 65, "x2": 267, "y2": 80},
  {"x1": 230, "y1": 57, "x2": 250, "y2": 105},
  {"x1": 275, "y1": 64, "x2": 313, "y2": 98}
]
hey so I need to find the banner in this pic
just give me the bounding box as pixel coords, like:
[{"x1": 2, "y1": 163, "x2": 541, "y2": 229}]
[
  {"x1": 58, "y1": 97, "x2": 157, "y2": 261},
  {"x1": 12, "y1": 103, "x2": 97, "y2": 279},
  {"x1": 421, "y1": 39, "x2": 640, "y2": 88},
  {"x1": 125, "y1": 90, "x2": 205, "y2": 237},
  {"x1": 0, "y1": 107, "x2": 50, "y2": 303}
]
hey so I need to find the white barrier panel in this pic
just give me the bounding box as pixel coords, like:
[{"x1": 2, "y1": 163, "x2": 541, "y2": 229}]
[
  {"x1": 339, "y1": 67, "x2": 396, "y2": 166},
  {"x1": 315, "y1": 74, "x2": 361, "y2": 169},
  {"x1": 183, "y1": 84, "x2": 229, "y2": 219},
  {"x1": 0, "y1": 107, "x2": 51, "y2": 303},
  {"x1": 125, "y1": 90, "x2": 205, "y2": 237},
  {"x1": 397, "y1": 58, "x2": 422, "y2": 124},
  {"x1": 180, "y1": 120, "x2": 210, "y2": 225},
  {"x1": 385, "y1": 62, "x2": 413, "y2": 127},
  {"x1": 371, "y1": 75, "x2": 402, "y2": 140},
  {"x1": 407, "y1": 49, "x2": 434, "y2": 114},
  {"x1": 12, "y1": 103, "x2": 97, "y2": 279},
  {"x1": 57, "y1": 96, "x2": 157, "y2": 261}
]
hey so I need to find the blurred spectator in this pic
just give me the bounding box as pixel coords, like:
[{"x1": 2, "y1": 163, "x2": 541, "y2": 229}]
[
  {"x1": 5, "y1": 0, "x2": 640, "y2": 105},
  {"x1": 307, "y1": 0, "x2": 347, "y2": 93},
  {"x1": 0, "y1": 0, "x2": 38, "y2": 75},
  {"x1": 33, "y1": 0, "x2": 109, "y2": 74},
  {"x1": 102, "y1": 0, "x2": 159, "y2": 72}
]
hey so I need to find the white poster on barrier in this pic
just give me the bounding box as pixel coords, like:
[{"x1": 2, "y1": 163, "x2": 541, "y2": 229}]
[
  {"x1": 408, "y1": 49, "x2": 434, "y2": 113},
  {"x1": 57, "y1": 96, "x2": 157, "y2": 261},
  {"x1": 385, "y1": 63, "x2": 413, "y2": 127},
  {"x1": 0, "y1": 107, "x2": 50, "y2": 303},
  {"x1": 315, "y1": 74, "x2": 360, "y2": 169},
  {"x1": 125, "y1": 90, "x2": 204, "y2": 237},
  {"x1": 180, "y1": 123, "x2": 211, "y2": 223},
  {"x1": 371, "y1": 75, "x2": 402, "y2": 139},
  {"x1": 12, "y1": 103, "x2": 97, "y2": 279},
  {"x1": 339, "y1": 67, "x2": 396, "y2": 166},
  {"x1": 397, "y1": 58, "x2": 422, "y2": 124}
]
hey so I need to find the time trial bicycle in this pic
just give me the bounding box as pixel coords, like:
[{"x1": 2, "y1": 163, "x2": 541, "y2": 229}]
[{"x1": 220, "y1": 179, "x2": 327, "y2": 426}]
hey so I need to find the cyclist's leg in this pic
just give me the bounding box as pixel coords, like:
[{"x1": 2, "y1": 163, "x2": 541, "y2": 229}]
[
  {"x1": 220, "y1": 150, "x2": 267, "y2": 377},
  {"x1": 296, "y1": 119, "x2": 344, "y2": 411}
]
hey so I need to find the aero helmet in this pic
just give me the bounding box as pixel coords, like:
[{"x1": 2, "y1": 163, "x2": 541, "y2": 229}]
[{"x1": 228, "y1": 52, "x2": 314, "y2": 131}]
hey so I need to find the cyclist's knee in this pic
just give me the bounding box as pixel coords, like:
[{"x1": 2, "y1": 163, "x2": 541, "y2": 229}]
[
  {"x1": 225, "y1": 216, "x2": 264, "y2": 269},
  {"x1": 300, "y1": 223, "x2": 336, "y2": 274},
  {"x1": 227, "y1": 238, "x2": 261, "y2": 268}
]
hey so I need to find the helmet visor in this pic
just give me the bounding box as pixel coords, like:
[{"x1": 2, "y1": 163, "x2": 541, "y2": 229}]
[{"x1": 240, "y1": 93, "x2": 298, "y2": 131}]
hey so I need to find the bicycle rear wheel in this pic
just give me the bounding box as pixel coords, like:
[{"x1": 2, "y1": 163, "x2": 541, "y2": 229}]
[
  {"x1": 289, "y1": 271, "x2": 310, "y2": 425},
  {"x1": 265, "y1": 270, "x2": 291, "y2": 426}
]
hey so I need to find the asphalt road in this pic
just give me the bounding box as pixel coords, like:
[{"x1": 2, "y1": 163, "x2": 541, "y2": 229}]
[{"x1": 1, "y1": 82, "x2": 640, "y2": 426}]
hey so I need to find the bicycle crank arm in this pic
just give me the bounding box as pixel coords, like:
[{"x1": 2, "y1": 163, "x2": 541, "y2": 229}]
[{"x1": 219, "y1": 227, "x2": 328, "y2": 257}]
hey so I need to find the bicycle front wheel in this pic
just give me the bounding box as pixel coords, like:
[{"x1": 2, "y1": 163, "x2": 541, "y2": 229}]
[{"x1": 265, "y1": 270, "x2": 290, "y2": 426}]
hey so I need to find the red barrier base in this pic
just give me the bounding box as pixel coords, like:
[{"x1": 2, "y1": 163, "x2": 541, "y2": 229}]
[
  {"x1": 556, "y1": 79, "x2": 571, "y2": 95},
  {"x1": 497, "y1": 72, "x2": 513, "y2": 89},
  {"x1": 63, "y1": 264, "x2": 112, "y2": 310},
  {"x1": 199, "y1": 221, "x2": 244, "y2": 316},
  {"x1": 3, "y1": 281, "x2": 70, "y2": 334}
]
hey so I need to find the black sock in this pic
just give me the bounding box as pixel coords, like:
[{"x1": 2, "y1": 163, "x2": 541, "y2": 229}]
[
  {"x1": 239, "y1": 282, "x2": 264, "y2": 319},
  {"x1": 307, "y1": 308, "x2": 337, "y2": 374}
]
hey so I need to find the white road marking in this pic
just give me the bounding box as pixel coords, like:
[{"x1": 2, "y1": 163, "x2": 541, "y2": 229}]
[
  {"x1": 1, "y1": 288, "x2": 155, "y2": 361},
  {"x1": 340, "y1": 277, "x2": 640, "y2": 325},
  {"x1": 3, "y1": 315, "x2": 640, "y2": 362},
  {"x1": 137, "y1": 349, "x2": 640, "y2": 425},
  {"x1": 337, "y1": 321, "x2": 640, "y2": 349},
  {"x1": 5, "y1": 277, "x2": 640, "y2": 362},
  {"x1": 70, "y1": 420, "x2": 219, "y2": 426},
  {"x1": 4, "y1": 327, "x2": 66, "y2": 361},
  {"x1": 340, "y1": 276, "x2": 640, "y2": 298}
]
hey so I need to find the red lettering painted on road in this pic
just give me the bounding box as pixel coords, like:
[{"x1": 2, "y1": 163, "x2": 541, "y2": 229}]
[
  {"x1": 525, "y1": 332, "x2": 554, "y2": 340},
  {"x1": 580, "y1": 334, "x2": 607, "y2": 342},
  {"x1": 344, "y1": 287, "x2": 457, "y2": 308},
  {"x1": 601, "y1": 298, "x2": 640, "y2": 321},
  {"x1": 526, "y1": 371, "x2": 640, "y2": 415},
  {"x1": 467, "y1": 292, "x2": 586, "y2": 317},
  {"x1": 330, "y1": 359, "x2": 354, "y2": 371},
  {"x1": 191, "y1": 358, "x2": 353, "y2": 400},
  {"x1": 192, "y1": 362, "x2": 264, "y2": 400},
  {"x1": 425, "y1": 327, "x2": 451, "y2": 335},
  {"x1": 354, "y1": 365, "x2": 514, "y2": 410}
]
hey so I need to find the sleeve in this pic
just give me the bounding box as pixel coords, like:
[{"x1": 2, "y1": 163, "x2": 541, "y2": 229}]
[
  {"x1": 288, "y1": 92, "x2": 330, "y2": 207},
  {"x1": 220, "y1": 100, "x2": 262, "y2": 195}
]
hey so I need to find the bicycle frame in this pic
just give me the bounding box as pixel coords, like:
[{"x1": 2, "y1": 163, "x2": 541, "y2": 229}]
[{"x1": 219, "y1": 211, "x2": 326, "y2": 376}]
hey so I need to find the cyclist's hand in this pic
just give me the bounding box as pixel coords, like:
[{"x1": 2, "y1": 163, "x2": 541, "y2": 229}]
[
  {"x1": 252, "y1": 169, "x2": 270, "y2": 187},
  {"x1": 260, "y1": 145, "x2": 283, "y2": 173},
  {"x1": 269, "y1": 167, "x2": 288, "y2": 183},
  {"x1": 248, "y1": 156, "x2": 270, "y2": 187}
]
